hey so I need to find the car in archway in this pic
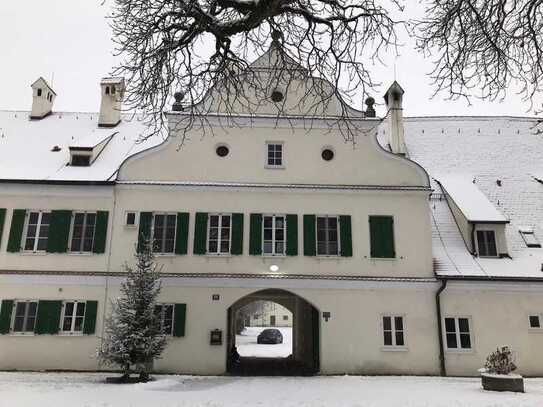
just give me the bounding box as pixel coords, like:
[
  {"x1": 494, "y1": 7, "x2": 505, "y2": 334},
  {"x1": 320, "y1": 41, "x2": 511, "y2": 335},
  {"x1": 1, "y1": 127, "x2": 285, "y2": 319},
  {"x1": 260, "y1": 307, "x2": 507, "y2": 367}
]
[{"x1": 257, "y1": 328, "x2": 283, "y2": 344}]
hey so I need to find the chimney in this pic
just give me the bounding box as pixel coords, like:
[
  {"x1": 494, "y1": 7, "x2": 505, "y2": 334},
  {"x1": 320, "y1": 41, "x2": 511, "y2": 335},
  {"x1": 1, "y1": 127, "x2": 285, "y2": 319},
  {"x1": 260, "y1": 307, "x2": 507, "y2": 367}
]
[
  {"x1": 30, "y1": 77, "x2": 56, "y2": 120},
  {"x1": 384, "y1": 81, "x2": 406, "y2": 155},
  {"x1": 98, "y1": 77, "x2": 125, "y2": 128}
]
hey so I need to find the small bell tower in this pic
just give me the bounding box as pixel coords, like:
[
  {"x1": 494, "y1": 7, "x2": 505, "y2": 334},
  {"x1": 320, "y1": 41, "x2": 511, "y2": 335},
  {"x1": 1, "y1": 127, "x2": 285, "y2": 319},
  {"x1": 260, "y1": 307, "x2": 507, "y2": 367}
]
[{"x1": 384, "y1": 81, "x2": 406, "y2": 155}]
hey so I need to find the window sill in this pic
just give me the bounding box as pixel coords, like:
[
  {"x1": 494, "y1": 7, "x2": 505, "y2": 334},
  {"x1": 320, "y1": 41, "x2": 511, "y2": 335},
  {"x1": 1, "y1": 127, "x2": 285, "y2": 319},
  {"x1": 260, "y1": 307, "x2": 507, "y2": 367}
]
[
  {"x1": 154, "y1": 253, "x2": 176, "y2": 257},
  {"x1": 20, "y1": 251, "x2": 47, "y2": 256},
  {"x1": 205, "y1": 254, "x2": 233, "y2": 258},
  {"x1": 381, "y1": 346, "x2": 409, "y2": 352},
  {"x1": 58, "y1": 332, "x2": 85, "y2": 337},
  {"x1": 261, "y1": 254, "x2": 286, "y2": 258},
  {"x1": 528, "y1": 328, "x2": 543, "y2": 333},
  {"x1": 445, "y1": 348, "x2": 475, "y2": 354},
  {"x1": 369, "y1": 257, "x2": 397, "y2": 261},
  {"x1": 67, "y1": 252, "x2": 94, "y2": 256},
  {"x1": 9, "y1": 332, "x2": 36, "y2": 336},
  {"x1": 265, "y1": 165, "x2": 286, "y2": 170},
  {"x1": 316, "y1": 255, "x2": 341, "y2": 260}
]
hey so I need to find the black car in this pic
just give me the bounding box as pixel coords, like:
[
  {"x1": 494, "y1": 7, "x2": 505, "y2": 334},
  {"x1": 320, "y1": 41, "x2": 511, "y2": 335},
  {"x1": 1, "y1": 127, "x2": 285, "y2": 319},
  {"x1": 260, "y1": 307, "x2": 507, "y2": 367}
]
[{"x1": 257, "y1": 328, "x2": 283, "y2": 344}]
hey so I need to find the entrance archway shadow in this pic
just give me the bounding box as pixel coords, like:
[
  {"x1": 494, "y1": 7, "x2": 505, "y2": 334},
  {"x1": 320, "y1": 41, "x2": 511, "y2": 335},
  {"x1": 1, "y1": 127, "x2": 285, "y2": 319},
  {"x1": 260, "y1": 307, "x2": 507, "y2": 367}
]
[{"x1": 227, "y1": 289, "x2": 320, "y2": 376}]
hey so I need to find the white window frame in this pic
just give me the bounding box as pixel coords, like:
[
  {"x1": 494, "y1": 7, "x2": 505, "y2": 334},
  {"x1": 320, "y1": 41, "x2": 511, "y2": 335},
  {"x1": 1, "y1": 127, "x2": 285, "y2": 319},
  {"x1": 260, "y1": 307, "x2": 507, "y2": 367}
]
[
  {"x1": 23, "y1": 210, "x2": 51, "y2": 253},
  {"x1": 68, "y1": 212, "x2": 97, "y2": 254},
  {"x1": 155, "y1": 303, "x2": 175, "y2": 336},
  {"x1": 262, "y1": 214, "x2": 286, "y2": 256},
  {"x1": 125, "y1": 211, "x2": 138, "y2": 228},
  {"x1": 206, "y1": 213, "x2": 232, "y2": 255},
  {"x1": 475, "y1": 229, "x2": 498, "y2": 258},
  {"x1": 151, "y1": 213, "x2": 177, "y2": 255},
  {"x1": 444, "y1": 316, "x2": 474, "y2": 352},
  {"x1": 60, "y1": 300, "x2": 86, "y2": 334},
  {"x1": 265, "y1": 141, "x2": 285, "y2": 168},
  {"x1": 381, "y1": 314, "x2": 407, "y2": 351},
  {"x1": 315, "y1": 215, "x2": 341, "y2": 257},
  {"x1": 528, "y1": 313, "x2": 543, "y2": 331},
  {"x1": 11, "y1": 300, "x2": 39, "y2": 335}
]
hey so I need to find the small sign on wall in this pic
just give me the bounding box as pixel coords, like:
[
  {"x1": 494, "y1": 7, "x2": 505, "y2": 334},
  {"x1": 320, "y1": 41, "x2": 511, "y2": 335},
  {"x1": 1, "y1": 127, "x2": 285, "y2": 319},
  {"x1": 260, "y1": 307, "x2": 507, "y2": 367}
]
[
  {"x1": 210, "y1": 329, "x2": 223, "y2": 345},
  {"x1": 212, "y1": 294, "x2": 220, "y2": 301},
  {"x1": 323, "y1": 312, "x2": 331, "y2": 322}
]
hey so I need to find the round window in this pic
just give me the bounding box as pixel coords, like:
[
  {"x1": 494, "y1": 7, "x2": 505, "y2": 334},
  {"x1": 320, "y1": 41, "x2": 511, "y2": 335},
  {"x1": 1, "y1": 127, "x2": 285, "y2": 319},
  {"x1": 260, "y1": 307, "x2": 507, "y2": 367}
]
[
  {"x1": 216, "y1": 145, "x2": 229, "y2": 157},
  {"x1": 271, "y1": 90, "x2": 284, "y2": 102},
  {"x1": 321, "y1": 149, "x2": 334, "y2": 161}
]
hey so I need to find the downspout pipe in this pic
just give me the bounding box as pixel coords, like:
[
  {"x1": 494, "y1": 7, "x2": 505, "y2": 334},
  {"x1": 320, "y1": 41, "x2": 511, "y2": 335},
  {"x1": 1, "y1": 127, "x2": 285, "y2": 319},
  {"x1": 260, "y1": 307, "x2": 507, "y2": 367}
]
[{"x1": 436, "y1": 279, "x2": 448, "y2": 376}]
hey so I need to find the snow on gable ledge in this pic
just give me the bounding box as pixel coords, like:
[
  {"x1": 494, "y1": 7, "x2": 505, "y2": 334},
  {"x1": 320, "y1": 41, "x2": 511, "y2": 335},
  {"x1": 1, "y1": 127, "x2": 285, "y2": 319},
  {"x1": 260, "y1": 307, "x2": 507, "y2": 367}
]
[{"x1": 435, "y1": 175, "x2": 508, "y2": 223}]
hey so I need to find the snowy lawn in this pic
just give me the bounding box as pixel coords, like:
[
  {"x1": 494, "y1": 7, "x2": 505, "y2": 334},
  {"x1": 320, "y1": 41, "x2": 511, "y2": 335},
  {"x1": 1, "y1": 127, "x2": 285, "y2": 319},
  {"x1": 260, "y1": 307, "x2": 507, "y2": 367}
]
[
  {"x1": 1, "y1": 372, "x2": 543, "y2": 407},
  {"x1": 236, "y1": 326, "x2": 292, "y2": 358}
]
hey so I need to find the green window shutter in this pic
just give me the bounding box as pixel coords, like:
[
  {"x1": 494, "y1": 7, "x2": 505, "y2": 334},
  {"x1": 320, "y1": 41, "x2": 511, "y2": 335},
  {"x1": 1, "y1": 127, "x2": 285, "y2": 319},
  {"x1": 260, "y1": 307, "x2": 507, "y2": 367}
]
[
  {"x1": 173, "y1": 303, "x2": 187, "y2": 337},
  {"x1": 303, "y1": 215, "x2": 316, "y2": 256},
  {"x1": 369, "y1": 216, "x2": 395, "y2": 258},
  {"x1": 0, "y1": 208, "x2": 6, "y2": 249},
  {"x1": 339, "y1": 215, "x2": 353, "y2": 257},
  {"x1": 193, "y1": 212, "x2": 208, "y2": 255},
  {"x1": 93, "y1": 211, "x2": 109, "y2": 254},
  {"x1": 137, "y1": 212, "x2": 153, "y2": 253},
  {"x1": 83, "y1": 300, "x2": 98, "y2": 335},
  {"x1": 7, "y1": 209, "x2": 26, "y2": 253},
  {"x1": 231, "y1": 213, "x2": 244, "y2": 255},
  {"x1": 286, "y1": 214, "x2": 298, "y2": 256},
  {"x1": 175, "y1": 213, "x2": 190, "y2": 255},
  {"x1": 249, "y1": 214, "x2": 262, "y2": 255},
  {"x1": 35, "y1": 300, "x2": 62, "y2": 335},
  {"x1": 0, "y1": 300, "x2": 14, "y2": 334},
  {"x1": 46, "y1": 210, "x2": 72, "y2": 253}
]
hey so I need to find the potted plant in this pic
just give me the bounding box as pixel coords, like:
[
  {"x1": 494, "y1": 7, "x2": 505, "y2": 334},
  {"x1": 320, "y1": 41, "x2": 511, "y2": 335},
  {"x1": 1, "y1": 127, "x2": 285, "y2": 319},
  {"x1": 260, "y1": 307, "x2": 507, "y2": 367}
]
[{"x1": 479, "y1": 346, "x2": 524, "y2": 393}]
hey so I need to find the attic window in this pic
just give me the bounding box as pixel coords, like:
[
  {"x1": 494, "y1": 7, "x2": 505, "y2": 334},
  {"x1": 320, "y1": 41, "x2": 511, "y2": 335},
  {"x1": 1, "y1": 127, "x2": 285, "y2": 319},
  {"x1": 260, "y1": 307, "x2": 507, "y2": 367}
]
[
  {"x1": 111, "y1": 86, "x2": 116, "y2": 95},
  {"x1": 105, "y1": 86, "x2": 110, "y2": 95},
  {"x1": 71, "y1": 154, "x2": 91, "y2": 167},
  {"x1": 37, "y1": 89, "x2": 42, "y2": 97},
  {"x1": 519, "y1": 228, "x2": 541, "y2": 248}
]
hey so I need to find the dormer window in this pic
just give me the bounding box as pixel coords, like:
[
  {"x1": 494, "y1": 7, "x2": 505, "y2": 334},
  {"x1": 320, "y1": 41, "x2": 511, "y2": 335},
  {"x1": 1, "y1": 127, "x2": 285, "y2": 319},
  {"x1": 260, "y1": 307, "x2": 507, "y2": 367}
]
[
  {"x1": 37, "y1": 88, "x2": 42, "y2": 97},
  {"x1": 519, "y1": 228, "x2": 541, "y2": 248},
  {"x1": 71, "y1": 154, "x2": 91, "y2": 167},
  {"x1": 476, "y1": 230, "x2": 498, "y2": 257}
]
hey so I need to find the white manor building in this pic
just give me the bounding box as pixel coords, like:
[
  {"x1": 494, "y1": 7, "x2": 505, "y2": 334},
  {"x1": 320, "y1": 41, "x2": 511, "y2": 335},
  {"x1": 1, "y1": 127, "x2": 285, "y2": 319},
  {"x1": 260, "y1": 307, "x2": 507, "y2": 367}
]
[{"x1": 1, "y1": 48, "x2": 543, "y2": 376}]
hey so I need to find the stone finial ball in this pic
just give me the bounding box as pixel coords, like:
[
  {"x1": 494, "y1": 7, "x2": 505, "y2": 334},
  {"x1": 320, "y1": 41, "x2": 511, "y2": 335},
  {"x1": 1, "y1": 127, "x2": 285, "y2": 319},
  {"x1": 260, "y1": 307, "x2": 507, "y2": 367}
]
[{"x1": 365, "y1": 97, "x2": 375, "y2": 107}]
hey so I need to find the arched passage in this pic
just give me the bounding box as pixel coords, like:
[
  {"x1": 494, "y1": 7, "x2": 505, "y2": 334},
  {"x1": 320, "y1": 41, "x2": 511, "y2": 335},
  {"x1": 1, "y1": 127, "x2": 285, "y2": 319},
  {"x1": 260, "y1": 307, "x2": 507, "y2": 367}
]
[{"x1": 226, "y1": 289, "x2": 320, "y2": 375}]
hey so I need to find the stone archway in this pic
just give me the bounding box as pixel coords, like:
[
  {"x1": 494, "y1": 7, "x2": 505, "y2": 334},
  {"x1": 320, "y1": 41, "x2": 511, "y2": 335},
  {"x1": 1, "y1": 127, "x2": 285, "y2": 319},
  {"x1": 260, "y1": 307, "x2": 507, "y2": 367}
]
[{"x1": 226, "y1": 288, "x2": 320, "y2": 375}]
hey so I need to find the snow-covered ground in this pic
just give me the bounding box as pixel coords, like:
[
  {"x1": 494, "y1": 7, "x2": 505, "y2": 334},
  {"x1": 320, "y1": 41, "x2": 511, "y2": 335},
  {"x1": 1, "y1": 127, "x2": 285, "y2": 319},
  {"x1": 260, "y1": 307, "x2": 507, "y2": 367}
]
[
  {"x1": 1, "y1": 372, "x2": 542, "y2": 407},
  {"x1": 236, "y1": 326, "x2": 292, "y2": 358}
]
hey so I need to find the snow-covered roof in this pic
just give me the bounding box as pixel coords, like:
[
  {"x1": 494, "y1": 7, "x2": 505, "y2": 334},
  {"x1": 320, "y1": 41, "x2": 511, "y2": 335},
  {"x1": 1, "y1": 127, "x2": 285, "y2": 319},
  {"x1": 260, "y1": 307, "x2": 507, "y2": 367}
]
[
  {"x1": 435, "y1": 175, "x2": 508, "y2": 223},
  {"x1": 383, "y1": 115, "x2": 543, "y2": 280},
  {"x1": 0, "y1": 110, "x2": 163, "y2": 182}
]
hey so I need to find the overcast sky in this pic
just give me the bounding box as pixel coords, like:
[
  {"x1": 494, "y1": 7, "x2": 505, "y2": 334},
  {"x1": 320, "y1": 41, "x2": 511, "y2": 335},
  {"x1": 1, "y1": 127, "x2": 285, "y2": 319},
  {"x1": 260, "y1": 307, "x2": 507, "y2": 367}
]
[{"x1": 0, "y1": 1, "x2": 538, "y2": 118}]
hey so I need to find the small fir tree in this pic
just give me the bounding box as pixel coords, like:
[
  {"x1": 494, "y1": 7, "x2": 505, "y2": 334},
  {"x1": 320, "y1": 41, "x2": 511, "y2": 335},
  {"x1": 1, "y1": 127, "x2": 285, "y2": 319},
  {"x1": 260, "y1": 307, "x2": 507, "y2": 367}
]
[
  {"x1": 98, "y1": 241, "x2": 167, "y2": 382},
  {"x1": 484, "y1": 346, "x2": 518, "y2": 375}
]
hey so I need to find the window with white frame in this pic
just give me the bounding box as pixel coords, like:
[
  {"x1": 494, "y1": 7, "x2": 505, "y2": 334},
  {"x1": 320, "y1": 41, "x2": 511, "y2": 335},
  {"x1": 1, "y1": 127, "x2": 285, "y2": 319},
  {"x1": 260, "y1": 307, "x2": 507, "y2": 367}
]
[
  {"x1": 154, "y1": 304, "x2": 174, "y2": 335},
  {"x1": 125, "y1": 211, "x2": 137, "y2": 228},
  {"x1": 266, "y1": 143, "x2": 283, "y2": 167},
  {"x1": 382, "y1": 315, "x2": 405, "y2": 347},
  {"x1": 12, "y1": 301, "x2": 38, "y2": 333},
  {"x1": 316, "y1": 216, "x2": 339, "y2": 256},
  {"x1": 445, "y1": 317, "x2": 472, "y2": 350},
  {"x1": 207, "y1": 214, "x2": 231, "y2": 254},
  {"x1": 70, "y1": 212, "x2": 97, "y2": 253},
  {"x1": 529, "y1": 314, "x2": 542, "y2": 329},
  {"x1": 24, "y1": 211, "x2": 51, "y2": 252},
  {"x1": 263, "y1": 215, "x2": 286, "y2": 255},
  {"x1": 152, "y1": 213, "x2": 176, "y2": 254},
  {"x1": 61, "y1": 301, "x2": 86, "y2": 333},
  {"x1": 476, "y1": 230, "x2": 498, "y2": 257}
]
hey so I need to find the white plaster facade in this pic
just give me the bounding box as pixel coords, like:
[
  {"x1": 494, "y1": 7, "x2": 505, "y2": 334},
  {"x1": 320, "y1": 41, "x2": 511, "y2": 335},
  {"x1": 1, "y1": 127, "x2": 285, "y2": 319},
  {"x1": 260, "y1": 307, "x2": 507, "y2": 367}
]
[{"x1": 1, "y1": 54, "x2": 543, "y2": 377}]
